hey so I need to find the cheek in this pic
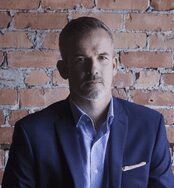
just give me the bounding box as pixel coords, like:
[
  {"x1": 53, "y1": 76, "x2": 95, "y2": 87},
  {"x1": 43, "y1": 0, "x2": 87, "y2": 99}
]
[
  {"x1": 102, "y1": 68, "x2": 115, "y2": 83},
  {"x1": 69, "y1": 71, "x2": 85, "y2": 83}
]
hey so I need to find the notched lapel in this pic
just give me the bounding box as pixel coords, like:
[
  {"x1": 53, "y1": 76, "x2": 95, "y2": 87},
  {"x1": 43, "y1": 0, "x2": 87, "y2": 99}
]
[
  {"x1": 54, "y1": 101, "x2": 85, "y2": 188},
  {"x1": 109, "y1": 98, "x2": 128, "y2": 188}
]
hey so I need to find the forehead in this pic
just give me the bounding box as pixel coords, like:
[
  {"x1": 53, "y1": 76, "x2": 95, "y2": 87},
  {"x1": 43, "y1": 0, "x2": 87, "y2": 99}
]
[{"x1": 67, "y1": 29, "x2": 114, "y2": 55}]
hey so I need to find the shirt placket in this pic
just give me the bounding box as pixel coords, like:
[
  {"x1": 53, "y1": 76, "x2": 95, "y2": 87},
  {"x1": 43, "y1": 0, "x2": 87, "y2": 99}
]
[{"x1": 90, "y1": 137, "x2": 105, "y2": 188}]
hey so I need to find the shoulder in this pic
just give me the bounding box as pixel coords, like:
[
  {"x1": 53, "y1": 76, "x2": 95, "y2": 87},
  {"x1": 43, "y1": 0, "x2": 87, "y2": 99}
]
[
  {"x1": 113, "y1": 97, "x2": 162, "y2": 127},
  {"x1": 113, "y1": 98, "x2": 166, "y2": 152},
  {"x1": 15, "y1": 98, "x2": 70, "y2": 131}
]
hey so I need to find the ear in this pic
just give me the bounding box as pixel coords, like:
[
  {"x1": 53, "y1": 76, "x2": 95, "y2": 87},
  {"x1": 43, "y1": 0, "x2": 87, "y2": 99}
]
[
  {"x1": 112, "y1": 56, "x2": 118, "y2": 76},
  {"x1": 57, "y1": 60, "x2": 68, "y2": 80}
]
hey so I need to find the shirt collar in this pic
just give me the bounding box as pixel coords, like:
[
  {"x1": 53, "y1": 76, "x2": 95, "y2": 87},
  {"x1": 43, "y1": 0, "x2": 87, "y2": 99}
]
[{"x1": 69, "y1": 97, "x2": 114, "y2": 127}]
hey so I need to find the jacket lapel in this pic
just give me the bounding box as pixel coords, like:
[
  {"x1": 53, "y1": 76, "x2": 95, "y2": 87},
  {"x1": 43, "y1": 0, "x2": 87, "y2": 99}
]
[
  {"x1": 109, "y1": 98, "x2": 128, "y2": 188},
  {"x1": 54, "y1": 99, "x2": 85, "y2": 188}
]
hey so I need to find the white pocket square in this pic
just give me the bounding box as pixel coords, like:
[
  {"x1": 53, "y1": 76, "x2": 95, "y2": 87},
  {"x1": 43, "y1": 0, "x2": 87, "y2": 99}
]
[{"x1": 122, "y1": 161, "x2": 146, "y2": 171}]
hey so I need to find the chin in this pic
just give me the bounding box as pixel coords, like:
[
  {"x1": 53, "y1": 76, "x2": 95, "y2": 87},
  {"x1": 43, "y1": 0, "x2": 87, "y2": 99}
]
[{"x1": 81, "y1": 90, "x2": 106, "y2": 101}]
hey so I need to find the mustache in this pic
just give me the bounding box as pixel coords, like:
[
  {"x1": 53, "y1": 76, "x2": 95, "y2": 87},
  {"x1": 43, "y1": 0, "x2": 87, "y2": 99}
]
[
  {"x1": 80, "y1": 74, "x2": 103, "y2": 89},
  {"x1": 82, "y1": 74, "x2": 103, "y2": 86},
  {"x1": 84, "y1": 74, "x2": 103, "y2": 82}
]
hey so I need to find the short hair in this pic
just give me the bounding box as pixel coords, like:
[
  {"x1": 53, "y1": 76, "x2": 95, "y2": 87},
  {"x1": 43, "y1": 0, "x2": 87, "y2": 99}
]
[{"x1": 59, "y1": 16, "x2": 113, "y2": 60}]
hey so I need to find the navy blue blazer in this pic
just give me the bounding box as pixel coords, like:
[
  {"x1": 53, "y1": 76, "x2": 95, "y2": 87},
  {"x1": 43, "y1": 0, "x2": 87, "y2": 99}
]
[{"x1": 2, "y1": 97, "x2": 174, "y2": 188}]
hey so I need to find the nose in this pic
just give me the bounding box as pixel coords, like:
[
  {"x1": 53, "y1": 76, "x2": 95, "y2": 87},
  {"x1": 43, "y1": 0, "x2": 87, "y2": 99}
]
[{"x1": 87, "y1": 57, "x2": 99, "y2": 75}]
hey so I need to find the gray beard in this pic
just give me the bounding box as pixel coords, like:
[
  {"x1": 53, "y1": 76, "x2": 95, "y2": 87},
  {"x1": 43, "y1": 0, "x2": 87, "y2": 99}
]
[{"x1": 80, "y1": 89, "x2": 105, "y2": 101}]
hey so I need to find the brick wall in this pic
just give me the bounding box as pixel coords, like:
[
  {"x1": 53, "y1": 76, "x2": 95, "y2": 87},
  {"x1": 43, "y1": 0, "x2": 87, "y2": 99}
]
[{"x1": 0, "y1": 0, "x2": 174, "y2": 184}]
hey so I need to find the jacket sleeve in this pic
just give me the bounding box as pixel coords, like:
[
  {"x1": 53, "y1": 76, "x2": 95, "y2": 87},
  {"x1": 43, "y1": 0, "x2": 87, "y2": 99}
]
[
  {"x1": 2, "y1": 122, "x2": 36, "y2": 188},
  {"x1": 148, "y1": 115, "x2": 174, "y2": 187}
]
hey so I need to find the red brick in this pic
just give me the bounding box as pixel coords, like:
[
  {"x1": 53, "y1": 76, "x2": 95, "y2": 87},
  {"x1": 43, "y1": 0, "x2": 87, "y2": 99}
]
[
  {"x1": 72, "y1": 13, "x2": 122, "y2": 30},
  {"x1": 166, "y1": 127, "x2": 174, "y2": 143},
  {"x1": 8, "y1": 51, "x2": 60, "y2": 68},
  {"x1": 97, "y1": 0, "x2": 148, "y2": 10},
  {"x1": 53, "y1": 70, "x2": 68, "y2": 86},
  {"x1": 41, "y1": 0, "x2": 94, "y2": 9},
  {"x1": 0, "y1": 12, "x2": 11, "y2": 28},
  {"x1": 0, "y1": 0, "x2": 40, "y2": 9},
  {"x1": 131, "y1": 90, "x2": 174, "y2": 106},
  {"x1": 25, "y1": 70, "x2": 49, "y2": 86},
  {"x1": 113, "y1": 72, "x2": 133, "y2": 88},
  {"x1": 151, "y1": 0, "x2": 174, "y2": 11},
  {"x1": 120, "y1": 52, "x2": 172, "y2": 68},
  {"x1": 163, "y1": 73, "x2": 174, "y2": 86},
  {"x1": 42, "y1": 32, "x2": 59, "y2": 50},
  {"x1": 135, "y1": 71, "x2": 160, "y2": 88},
  {"x1": 112, "y1": 88, "x2": 128, "y2": 100},
  {"x1": 150, "y1": 33, "x2": 174, "y2": 49},
  {"x1": 113, "y1": 32, "x2": 146, "y2": 49},
  {"x1": 157, "y1": 109, "x2": 174, "y2": 125},
  {"x1": 0, "y1": 32, "x2": 32, "y2": 48},
  {"x1": 0, "y1": 89, "x2": 17, "y2": 105},
  {"x1": 20, "y1": 88, "x2": 69, "y2": 107},
  {"x1": 0, "y1": 150, "x2": 5, "y2": 168},
  {"x1": 14, "y1": 13, "x2": 67, "y2": 29},
  {"x1": 0, "y1": 127, "x2": 14, "y2": 144},
  {"x1": 163, "y1": 73, "x2": 174, "y2": 85},
  {"x1": 44, "y1": 88, "x2": 70, "y2": 106},
  {"x1": 9, "y1": 110, "x2": 28, "y2": 126},
  {"x1": 0, "y1": 52, "x2": 4, "y2": 64},
  {"x1": 20, "y1": 89, "x2": 45, "y2": 107},
  {"x1": 125, "y1": 13, "x2": 174, "y2": 31},
  {"x1": 0, "y1": 111, "x2": 4, "y2": 126}
]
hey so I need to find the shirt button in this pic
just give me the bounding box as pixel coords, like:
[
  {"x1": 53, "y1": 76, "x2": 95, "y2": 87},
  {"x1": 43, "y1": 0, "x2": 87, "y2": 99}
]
[{"x1": 94, "y1": 169, "x2": 98, "y2": 174}]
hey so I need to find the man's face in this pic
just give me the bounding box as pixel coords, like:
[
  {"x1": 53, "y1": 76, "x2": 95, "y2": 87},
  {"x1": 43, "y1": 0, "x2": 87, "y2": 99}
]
[{"x1": 65, "y1": 28, "x2": 116, "y2": 101}]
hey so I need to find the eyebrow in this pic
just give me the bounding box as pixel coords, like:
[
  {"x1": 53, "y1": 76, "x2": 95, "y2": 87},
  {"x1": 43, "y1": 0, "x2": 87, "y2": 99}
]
[
  {"x1": 75, "y1": 52, "x2": 110, "y2": 56},
  {"x1": 72, "y1": 51, "x2": 111, "y2": 59},
  {"x1": 98, "y1": 52, "x2": 109, "y2": 56},
  {"x1": 73, "y1": 53, "x2": 86, "y2": 57}
]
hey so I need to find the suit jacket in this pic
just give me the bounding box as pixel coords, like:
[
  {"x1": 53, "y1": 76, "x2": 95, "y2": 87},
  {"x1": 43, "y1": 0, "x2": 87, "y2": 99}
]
[{"x1": 2, "y1": 97, "x2": 174, "y2": 188}]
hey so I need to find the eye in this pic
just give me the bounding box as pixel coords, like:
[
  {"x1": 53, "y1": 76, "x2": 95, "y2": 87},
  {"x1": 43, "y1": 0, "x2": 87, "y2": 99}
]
[
  {"x1": 98, "y1": 55, "x2": 109, "y2": 62},
  {"x1": 74, "y1": 56, "x2": 86, "y2": 63}
]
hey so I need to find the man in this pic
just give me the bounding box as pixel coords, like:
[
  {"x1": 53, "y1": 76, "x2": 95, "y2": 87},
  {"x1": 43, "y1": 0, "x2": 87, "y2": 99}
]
[{"x1": 2, "y1": 17, "x2": 174, "y2": 188}]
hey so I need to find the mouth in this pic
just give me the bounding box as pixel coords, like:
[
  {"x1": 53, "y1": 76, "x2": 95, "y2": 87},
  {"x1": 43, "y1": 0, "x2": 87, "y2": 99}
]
[
  {"x1": 85, "y1": 80, "x2": 102, "y2": 84},
  {"x1": 80, "y1": 79, "x2": 102, "y2": 89},
  {"x1": 84, "y1": 78, "x2": 103, "y2": 86}
]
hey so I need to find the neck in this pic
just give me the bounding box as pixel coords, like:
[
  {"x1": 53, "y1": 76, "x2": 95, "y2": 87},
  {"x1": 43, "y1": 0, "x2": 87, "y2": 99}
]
[{"x1": 70, "y1": 93, "x2": 112, "y2": 130}]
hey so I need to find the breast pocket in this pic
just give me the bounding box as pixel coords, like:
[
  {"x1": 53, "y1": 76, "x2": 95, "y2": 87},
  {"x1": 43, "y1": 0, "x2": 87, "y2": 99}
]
[{"x1": 121, "y1": 162, "x2": 149, "y2": 188}]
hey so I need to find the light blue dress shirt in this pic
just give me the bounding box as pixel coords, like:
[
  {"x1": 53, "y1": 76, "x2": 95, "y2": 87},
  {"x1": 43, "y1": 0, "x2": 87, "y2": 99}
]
[{"x1": 70, "y1": 98, "x2": 114, "y2": 188}]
